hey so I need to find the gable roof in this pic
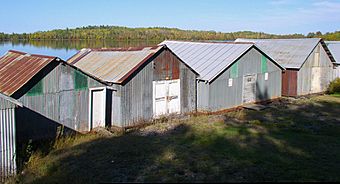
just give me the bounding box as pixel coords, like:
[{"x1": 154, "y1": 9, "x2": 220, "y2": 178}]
[
  {"x1": 67, "y1": 46, "x2": 165, "y2": 84},
  {"x1": 235, "y1": 38, "x2": 335, "y2": 69},
  {"x1": 159, "y1": 40, "x2": 283, "y2": 82},
  {"x1": 0, "y1": 50, "x2": 59, "y2": 96},
  {"x1": 325, "y1": 41, "x2": 340, "y2": 64}
]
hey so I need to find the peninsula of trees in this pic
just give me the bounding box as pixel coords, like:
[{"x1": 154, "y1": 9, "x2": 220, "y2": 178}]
[{"x1": 0, "y1": 26, "x2": 339, "y2": 41}]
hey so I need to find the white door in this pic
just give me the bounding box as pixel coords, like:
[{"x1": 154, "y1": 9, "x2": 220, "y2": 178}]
[
  {"x1": 242, "y1": 74, "x2": 257, "y2": 104},
  {"x1": 153, "y1": 81, "x2": 167, "y2": 117},
  {"x1": 168, "y1": 80, "x2": 181, "y2": 114},
  {"x1": 153, "y1": 79, "x2": 180, "y2": 117},
  {"x1": 90, "y1": 88, "x2": 106, "y2": 129},
  {"x1": 311, "y1": 67, "x2": 322, "y2": 93}
]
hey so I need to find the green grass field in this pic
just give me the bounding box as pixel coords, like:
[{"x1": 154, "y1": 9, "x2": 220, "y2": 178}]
[{"x1": 15, "y1": 95, "x2": 340, "y2": 183}]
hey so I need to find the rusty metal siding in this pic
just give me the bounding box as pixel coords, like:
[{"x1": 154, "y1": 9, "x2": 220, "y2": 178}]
[
  {"x1": 153, "y1": 49, "x2": 180, "y2": 80},
  {"x1": 0, "y1": 50, "x2": 57, "y2": 96},
  {"x1": 18, "y1": 63, "x2": 104, "y2": 132},
  {"x1": 198, "y1": 47, "x2": 282, "y2": 111},
  {"x1": 297, "y1": 43, "x2": 334, "y2": 95},
  {"x1": 282, "y1": 70, "x2": 298, "y2": 96},
  {"x1": 0, "y1": 96, "x2": 17, "y2": 181}
]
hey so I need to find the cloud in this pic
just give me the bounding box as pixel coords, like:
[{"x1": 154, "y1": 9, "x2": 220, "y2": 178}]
[
  {"x1": 310, "y1": 0, "x2": 340, "y2": 13},
  {"x1": 246, "y1": 0, "x2": 339, "y2": 33}
]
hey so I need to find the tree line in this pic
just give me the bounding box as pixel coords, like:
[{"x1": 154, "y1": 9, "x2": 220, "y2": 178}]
[{"x1": 0, "y1": 26, "x2": 339, "y2": 41}]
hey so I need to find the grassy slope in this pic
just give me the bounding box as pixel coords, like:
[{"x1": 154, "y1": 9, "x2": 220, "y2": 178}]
[{"x1": 17, "y1": 95, "x2": 340, "y2": 183}]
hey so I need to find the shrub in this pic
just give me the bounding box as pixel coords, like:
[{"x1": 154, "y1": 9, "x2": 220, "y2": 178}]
[{"x1": 327, "y1": 78, "x2": 340, "y2": 94}]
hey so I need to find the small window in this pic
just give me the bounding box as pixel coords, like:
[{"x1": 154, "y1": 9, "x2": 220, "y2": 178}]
[
  {"x1": 261, "y1": 55, "x2": 268, "y2": 73},
  {"x1": 228, "y1": 78, "x2": 233, "y2": 87},
  {"x1": 265, "y1": 72, "x2": 269, "y2": 81},
  {"x1": 230, "y1": 62, "x2": 239, "y2": 78},
  {"x1": 74, "y1": 70, "x2": 88, "y2": 90},
  {"x1": 27, "y1": 80, "x2": 43, "y2": 96}
]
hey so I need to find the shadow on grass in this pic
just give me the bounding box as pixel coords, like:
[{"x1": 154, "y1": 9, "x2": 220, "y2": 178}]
[{"x1": 24, "y1": 96, "x2": 340, "y2": 183}]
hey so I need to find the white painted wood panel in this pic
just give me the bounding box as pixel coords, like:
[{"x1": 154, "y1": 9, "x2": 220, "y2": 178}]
[
  {"x1": 168, "y1": 80, "x2": 180, "y2": 114},
  {"x1": 153, "y1": 79, "x2": 180, "y2": 117},
  {"x1": 90, "y1": 88, "x2": 106, "y2": 129},
  {"x1": 242, "y1": 74, "x2": 257, "y2": 104}
]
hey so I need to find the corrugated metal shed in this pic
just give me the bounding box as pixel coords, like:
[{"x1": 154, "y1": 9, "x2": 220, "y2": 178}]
[
  {"x1": 67, "y1": 46, "x2": 163, "y2": 84},
  {"x1": 0, "y1": 93, "x2": 21, "y2": 181},
  {"x1": 0, "y1": 50, "x2": 59, "y2": 96},
  {"x1": 159, "y1": 40, "x2": 282, "y2": 82},
  {"x1": 235, "y1": 38, "x2": 335, "y2": 69},
  {"x1": 326, "y1": 41, "x2": 340, "y2": 64}
]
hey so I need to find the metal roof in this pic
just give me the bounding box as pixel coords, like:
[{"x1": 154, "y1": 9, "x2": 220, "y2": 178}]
[
  {"x1": 325, "y1": 41, "x2": 340, "y2": 64},
  {"x1": 235, "y1": 38, "x2": 331, "y2": 69},
  {"x1": 0, "y1": 92, "x2": 23, "y2": 107},
  {"x1": 67, "y1": 46, "x2": 163, "y2": 84},
  {"x1": 159, "y1": 40, "x2": 279, "y2": 82},
  {"x1": 0, "y1": 50, "x2": 58, "y2": 96}
]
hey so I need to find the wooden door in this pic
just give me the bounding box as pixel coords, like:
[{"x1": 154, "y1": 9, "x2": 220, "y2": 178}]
[
  {"x1": 242, "y1": 74, "x2": 257, "y2": 104},
  {"x1": 153, "y1": 79, "x2": 180, "y2": 117},
  {"x1": 90, "y1": 88, "x2": 106, "y2": 129}
]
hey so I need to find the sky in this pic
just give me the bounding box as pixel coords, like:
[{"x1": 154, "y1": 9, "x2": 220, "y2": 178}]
[{"x1": 0, "y1": 0, "x2": 339, "y2": 35}]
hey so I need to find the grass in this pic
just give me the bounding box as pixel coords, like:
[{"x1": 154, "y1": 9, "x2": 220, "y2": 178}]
[
  {"x1": 14, "y1": 95, "x2": 340, "y2": 183},
  {"x1": 330, "y1": 93, "x2": 340, "y2": 98}
]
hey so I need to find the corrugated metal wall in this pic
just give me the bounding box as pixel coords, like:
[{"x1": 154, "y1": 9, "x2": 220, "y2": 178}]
[
  {"x1": 116, "y1": 49, "x2": 197, "y2": 127},
  {"x1": 110, "y1": 85, "x2": 122, "y2": 127},
  {"x1": 0, "y1": 97, "x2": 17, "y2": 182},
  {"x1": 18, "y1": 63, "x2": 104, "y2": 132},
  {"x1": 120, "y1": 59, "x2": 153, "y2": 127},
  {"x1": 197, "y1": 81, "x2": 210, "y2": 111},
  {"x1": 198, "y1": 48, "x2": 282, "y2": 112},
  {"x1": 180, "y1": 62, "x2": 197, "y2": 114},
  {"x1": 334, "y1": 65, "x2": 340, "y2": 79},
  {"x1": 297, "y1": 43, "x2": 335, "y2": 95}
]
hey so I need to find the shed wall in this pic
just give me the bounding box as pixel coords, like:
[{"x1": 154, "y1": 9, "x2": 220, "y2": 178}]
[
  {"x1": 334, "y1": 65, "x2": 340, "y2": 78},
  {"x1": 117, "y1": 49, "x2": 197, "y2": 127},
  {"x1": 297, "y1": 43, "x2": 334, "y2": 95},
  {"x1": 198, "y1": 48, "x2": 282, "y2": 111},
  {"x1": 18, "y1": 63, "x2": 104, "y2": 132},
  {"x1": 197, "y1": 81, "x2": 210, "y2": 111},
  {"x1": 0, "y1": 101, "x2": 16, "y2": 181}
]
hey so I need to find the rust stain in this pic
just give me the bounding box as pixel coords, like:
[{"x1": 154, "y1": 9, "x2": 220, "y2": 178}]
[
  {"x1": 68, "y1": 46, "x2": 164, "y2": 84},
  {"x1": 0, "y1": 50, "x2": 57, "y2": 96},
  {"x1": 117, "y1": 53, "x2": 156, "y2": 83},
  {"x1": 153, "y1": 49, "x2": 180, "y2": 80}
]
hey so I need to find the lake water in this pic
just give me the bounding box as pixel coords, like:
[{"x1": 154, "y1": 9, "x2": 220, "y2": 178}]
[{"x1": 0, "y1": 40, "x2": 160, "y2": 60}]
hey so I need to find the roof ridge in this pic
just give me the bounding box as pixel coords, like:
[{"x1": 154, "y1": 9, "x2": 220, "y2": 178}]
[
  {"x1": 8, "y1": 50, "x2": 27, "y2": 55},
  {"x1": 162, "y1": 40, "x2": 254, "y2": 45},
  {"x1": 236, "y1": 38, "x2": 321, "y2": 41},
  {"x1": 90, "y1": 45, "x2": 161, "y2": 52},
  {"x1": 7, "y1": 50, "x2": 58, "y2": 59}
]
